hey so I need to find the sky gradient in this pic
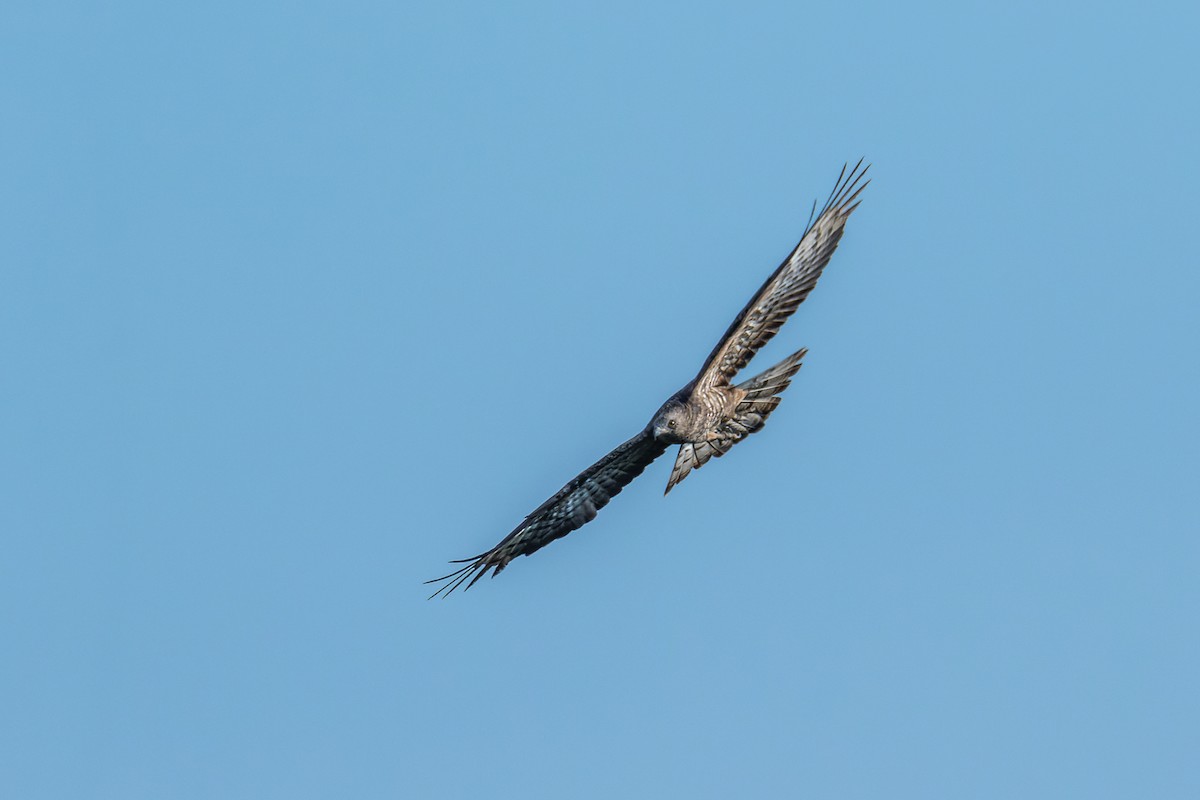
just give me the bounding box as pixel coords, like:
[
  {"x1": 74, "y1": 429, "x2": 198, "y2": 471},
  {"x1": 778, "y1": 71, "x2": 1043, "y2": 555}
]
[{"x1": 2, "y1": 1, "x2": 1198, "y2": 798}]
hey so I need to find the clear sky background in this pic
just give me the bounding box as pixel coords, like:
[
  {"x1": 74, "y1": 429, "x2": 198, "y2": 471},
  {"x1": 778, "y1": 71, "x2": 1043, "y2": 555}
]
[{"x1": 3, "y1": 1, "x2": 1198, "y2": 798}]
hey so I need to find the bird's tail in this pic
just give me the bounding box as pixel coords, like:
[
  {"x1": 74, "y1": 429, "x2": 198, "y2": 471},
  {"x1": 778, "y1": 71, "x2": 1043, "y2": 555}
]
[
  {"x1": 664, "y1": 348, "x2": 807, "y2": 493},
  {"x1": 735, "y1": 346, "x2": 807, "y2": 412}
]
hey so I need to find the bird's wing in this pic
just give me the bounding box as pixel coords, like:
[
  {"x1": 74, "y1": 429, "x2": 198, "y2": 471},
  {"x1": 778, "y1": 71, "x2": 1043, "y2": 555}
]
[
  {"x1": 427, "y1": 429, "x2": 667, "y2": 597},
  {"x1": 694, "y1": 160, "x2": 868, "y2": 390}
]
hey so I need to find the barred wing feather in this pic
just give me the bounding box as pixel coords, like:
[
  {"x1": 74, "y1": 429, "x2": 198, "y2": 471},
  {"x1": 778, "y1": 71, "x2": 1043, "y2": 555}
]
[
  {"x1": 695, "y1": 160, "x2": 868, "y2": 390},
  {"x1": 427, "y1": 430, "x2": 667, "y2": 597}
]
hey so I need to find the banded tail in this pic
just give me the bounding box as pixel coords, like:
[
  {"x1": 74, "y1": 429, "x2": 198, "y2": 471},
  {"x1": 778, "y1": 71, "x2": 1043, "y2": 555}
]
[{"x1": 664, "y1": 347, "x2": 808, "y2": 494}]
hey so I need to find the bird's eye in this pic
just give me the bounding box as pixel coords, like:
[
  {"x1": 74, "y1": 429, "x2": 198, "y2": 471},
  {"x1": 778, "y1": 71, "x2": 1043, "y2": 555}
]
[{"x1": 668, "y1": 419, "x2": 676, "y2": 428}]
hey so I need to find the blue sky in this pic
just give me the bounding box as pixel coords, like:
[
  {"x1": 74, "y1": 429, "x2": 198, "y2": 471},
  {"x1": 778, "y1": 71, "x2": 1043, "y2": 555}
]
[{"x1": 3, "y1": 1, "x2": 1198, "y2": 797}]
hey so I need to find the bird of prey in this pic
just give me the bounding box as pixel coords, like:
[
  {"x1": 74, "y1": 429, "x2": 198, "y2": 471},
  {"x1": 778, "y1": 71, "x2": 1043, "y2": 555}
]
[{"x1": 427, "y1": 161, "x2": 868, "y2": 597}]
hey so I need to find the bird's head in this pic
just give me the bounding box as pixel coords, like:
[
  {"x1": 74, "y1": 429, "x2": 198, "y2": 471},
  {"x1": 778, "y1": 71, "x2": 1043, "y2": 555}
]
[{"x1": 650, "y1": 399, "x2": 690, "y2": 444}]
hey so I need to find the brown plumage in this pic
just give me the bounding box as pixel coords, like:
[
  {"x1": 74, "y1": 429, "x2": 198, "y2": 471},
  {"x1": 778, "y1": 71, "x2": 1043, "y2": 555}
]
[{"x1": 427, "y1": 161, "x2": 868, "y2": 597}]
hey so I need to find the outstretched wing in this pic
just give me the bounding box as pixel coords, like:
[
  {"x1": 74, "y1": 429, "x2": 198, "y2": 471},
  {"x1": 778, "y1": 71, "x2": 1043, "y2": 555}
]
[
  {"x1": 694, "y1": 160, "x2": 869, "y2": 390},
  {"x1": 427, "y1": 430, "x2": 667, "y2": 597}
]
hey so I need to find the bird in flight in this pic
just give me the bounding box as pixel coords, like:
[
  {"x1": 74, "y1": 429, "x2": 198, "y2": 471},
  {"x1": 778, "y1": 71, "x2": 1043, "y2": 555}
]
[{"x1": 427, "y1": 161, "x2": 869, "y2": 597}]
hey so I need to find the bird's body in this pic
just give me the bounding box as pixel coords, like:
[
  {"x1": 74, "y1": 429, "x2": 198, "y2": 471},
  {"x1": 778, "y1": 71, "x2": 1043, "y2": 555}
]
[
  {"x1": 428, "y1": 161, "x2": 869, "y2": 597},
  {"x1": 649, "y1": 381, "x2": 740, "y2": 445}
]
